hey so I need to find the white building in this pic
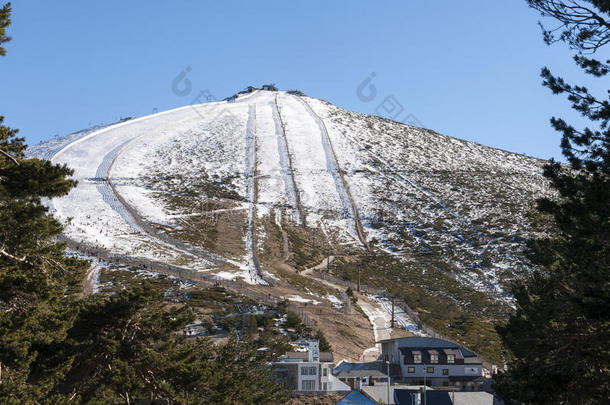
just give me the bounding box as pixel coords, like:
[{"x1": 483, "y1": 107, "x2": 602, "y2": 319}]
[{"x1": 272, "y1": 340, "x2": 350, "y2": 392}]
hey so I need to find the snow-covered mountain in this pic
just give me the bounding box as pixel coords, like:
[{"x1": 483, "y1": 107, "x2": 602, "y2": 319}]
[{"x1": 28, "y1": 88, "x2": 551, "y2": 306}]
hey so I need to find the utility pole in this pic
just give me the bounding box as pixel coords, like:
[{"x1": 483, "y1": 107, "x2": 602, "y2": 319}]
[{"x1": 391, "y1": 296, "x2": 395, "y2": 329}]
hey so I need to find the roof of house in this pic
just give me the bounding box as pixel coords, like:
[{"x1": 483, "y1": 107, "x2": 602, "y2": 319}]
[
  {"x1": 393, "y1": 389, "x2": 499, "y2": 405},
  {"x1": 394, "y1": 389, "x2": 453, "y2": 405},
  {"x1": 337, "y1": 391, "x2": 377, "y2": 405},
  {"x1": 452, "y1": 391, "x2": 499, "y2": 405},
  {"x1": 399, "y1": 347, "x2": 481, "y2": 363},
  {"x1": 381, "y1": 337, "x2": 476, "y2": 357},
  {"x1": 283, "y1": 351, "x2": 333, "y2": 362},
  {"x1": 337, "y1": 369, "x2": 388, "y2": 379},
  {"x1": 320, "y1": 352, "x2": 333, "y2": 362},
  {"x1": 334, "y1": 361, "x2": 389, "y2": 379},
  {"x1": 361, "y1": 385, "x2": 398, "y2": 405},
  {"x1": 443, "y1": 348, "x2": 463, "y2": 358}
]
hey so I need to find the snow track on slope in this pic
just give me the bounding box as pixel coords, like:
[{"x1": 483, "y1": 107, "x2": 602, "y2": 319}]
[
  {"x1": 244, "y1": 105, "x2": 267, "y2": 284},
  {"x1": 51, "y1": 102, "x2": 218, "y2": 162},
  {"x1": 50, "y1": 105, "x2": 239, "y2": 267},
  {"x1": 106, "y1": 122, "x2": 243, "y2": 267},
  {"x1": 271, "y1": 94, "x2": 303, "y2": 224},
  {"x1": 85, "y1": 125, "x2": 221, "y2": 265},
  {"x1": 28, "y1": 123, "x2": 116, "y2": 161},
  {"x1": 96, "y1": 139, "x2": 147, "y2": 234},
  {"x1": 375, "y1": 296, "x2": 422, "y2": 334},
  {"x1": 294, "y1": 95, "x2": 368, "y2": 248}
]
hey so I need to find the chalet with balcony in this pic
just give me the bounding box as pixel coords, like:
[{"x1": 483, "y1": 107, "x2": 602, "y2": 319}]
[{"x1": 381, "y1": 337, "x2": 485, "y2": 390}]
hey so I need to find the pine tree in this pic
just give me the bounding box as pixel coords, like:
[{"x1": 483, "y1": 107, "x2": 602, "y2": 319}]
[
  {"x1": 0, "y1": 2, "x2": 10, "y2": 56},
  {"x1": 314, "y1": 330, "x2": 332, "y2": 352},
  {"x1": 0, "y1": 5, "x2": 289, "y2": 403},
  {"x1": 495, "y1": 1, "x2": 610, "y2": 403},
  {"x1": 44, "y1": 283, "x2": 289, "y2": 404},
  {"x1": 0, "y1": 3, "x2": 90, "y2": 401}
]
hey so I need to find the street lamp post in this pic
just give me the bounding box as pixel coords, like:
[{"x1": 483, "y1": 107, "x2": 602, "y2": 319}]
[
  {"x1": 386, "y1": 360, "x2": 390, "y2": 405},
  {"x1": 422, "y1": 365, "x2": 427, "y2": 405}
]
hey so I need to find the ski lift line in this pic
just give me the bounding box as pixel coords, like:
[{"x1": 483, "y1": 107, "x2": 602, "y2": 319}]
[
  {"x1": 293, "y1": 95, "x2": 369, "y2": 250},
  {"x1": 244, "y1": 105, "x2": 267, "y2": 284},
  {"x1": 272, "y1": 93, "x2": 304, "y2": 225}
]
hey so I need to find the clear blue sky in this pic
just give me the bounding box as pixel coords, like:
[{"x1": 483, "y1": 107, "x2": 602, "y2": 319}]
[{"x1": 1, "y1": 1, "x2": 605, "y2": 160}]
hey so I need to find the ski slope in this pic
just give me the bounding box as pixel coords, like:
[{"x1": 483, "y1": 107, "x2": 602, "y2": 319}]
[
  {"x1": 41, "y1": 91, "x2": 371, "y2": 283},
  {"x1": 49, "y1": 101, "x2": 242, "y2": 273},
  {"x1": 34, "y1": 89, "x2": 552, "y2": 294}
]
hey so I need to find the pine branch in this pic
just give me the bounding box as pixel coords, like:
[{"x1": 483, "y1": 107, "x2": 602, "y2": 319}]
[
  {"x1": 41, "y1": 256, "x2": 69, "y2": 274},
  {"x1": 0, "y1": 246, "x2": 28, "y2": 263},
  {"x1": 528, "y1": 0, "x2": 610, "y2": 51},
  {"x1": 0, "y1": 148, "x2": 19, "y2": 165}
]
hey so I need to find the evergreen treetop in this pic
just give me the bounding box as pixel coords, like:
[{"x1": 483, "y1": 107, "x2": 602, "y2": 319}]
[{"x1": 495, "y1": 1, "x2": 610, "y2": 403}]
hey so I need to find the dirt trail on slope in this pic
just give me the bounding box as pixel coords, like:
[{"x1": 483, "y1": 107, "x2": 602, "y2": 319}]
[
  {"x1": 247, "y1": 264, "x2": 375, "y2": 362},
  {"x1": 301, "y1": 255, "x2": 335, "y2": 276},
  {"x1": 275, "y1": 252, "x2": 412, "y2": 361},
  {"x1": 81, "y1": 263, "x2": 101, "y2": 297},
  {"x1": 292, "y1": 256, "x2": 415, "y2": 361}
]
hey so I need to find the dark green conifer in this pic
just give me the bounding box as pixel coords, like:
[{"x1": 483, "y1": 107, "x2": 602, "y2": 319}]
[
  {"x1": 0, "y1": 4, "x2": 289, "y2": 403},
  {"x1": 495, "y1": 2, "x2": 610, "y2": 403}
]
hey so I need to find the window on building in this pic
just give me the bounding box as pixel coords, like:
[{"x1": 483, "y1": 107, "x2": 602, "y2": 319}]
[
  {"x1": 322, "y1": 382, "x2": 328, "y2": 391},
  {"x1": 430, "y1": 354, "x2": 438, "y2": 364},
  {"x1": 426, "y1": 367, "x2": 434, "y2": 374},
  {"x1": 408, "y1": 367, "x2": 415, "y2": 373},
  {"x1": 413, "y1": 353, "x2": 422, "y2": 363},
  {"x1": 302, "y1": 380, "x2": 316, "y2": 391},
  {"x1": 443, "y1": 369, "x2": 449, "y2": 376},
  {"x1": 323, "y1": 367, "x2": 328, "y2": 377},
  {"x1": 301, "y1": 366, "x2": 317, "y2": 376},
  {"x1": 447, "y1": 354, "x2": 455, "y2": 364}
]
